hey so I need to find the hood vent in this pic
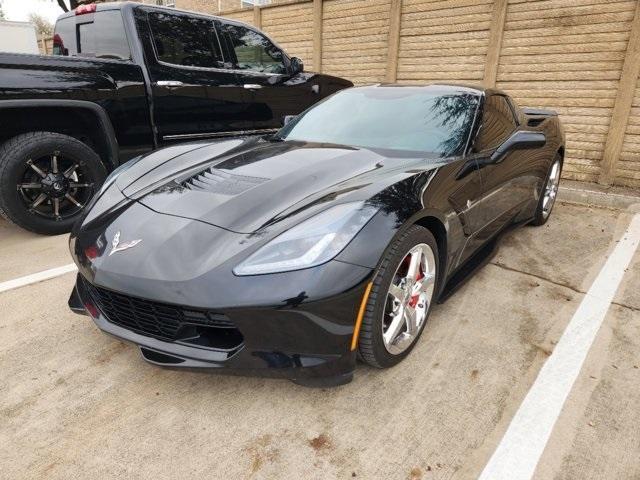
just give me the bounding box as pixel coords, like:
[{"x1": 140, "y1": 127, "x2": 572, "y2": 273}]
[{"x1": 182, "y1": 168, "x2": 269, "y2": 195}]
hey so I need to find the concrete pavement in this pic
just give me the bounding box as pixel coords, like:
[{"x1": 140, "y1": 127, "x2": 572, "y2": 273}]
[{"x1": 1, "y1": 201, "x2": 639, "y2": 480}]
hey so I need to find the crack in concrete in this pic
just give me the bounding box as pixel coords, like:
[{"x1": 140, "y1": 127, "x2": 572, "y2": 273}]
[
  {"x1": 611, "y1": 301, "x2": 640, "y2": 312},
  {"x1": 489, "y1": 261, "x2": 640, "y2": 313},
  {"x1": 490, "y1": 261, "x2": 585, "y2": 295}
]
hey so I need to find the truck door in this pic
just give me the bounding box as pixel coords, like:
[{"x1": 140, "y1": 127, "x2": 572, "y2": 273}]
[
  {"x1": 53, "y1": 7, "x2": 154, "y2": 161},
  {"x1": 216, "y1": 21, "x2": 319, "y2": 131},
  {"x1": 136, "y1": 8, "x2": 255, "y2": 142}
]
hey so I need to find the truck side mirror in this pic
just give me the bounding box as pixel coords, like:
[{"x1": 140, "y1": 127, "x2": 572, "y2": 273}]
[{"x1": 290, "y1": 57, "x2": 304, "y2": 74}]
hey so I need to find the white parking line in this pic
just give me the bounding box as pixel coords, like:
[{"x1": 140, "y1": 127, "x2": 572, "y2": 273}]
[
  {"x1": 479, "y1": 213, "x2": 640, "y2": 480},
  {"x1": 0, "y1": 264, "x2": 78, "y2": 294}
]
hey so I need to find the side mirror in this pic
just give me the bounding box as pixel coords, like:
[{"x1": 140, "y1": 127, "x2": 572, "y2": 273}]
[
  {"x1": 282, "y1": 115, "x2": 297, "y2": 126},
  {"x1": 289, "y1": 57, "x2": 304, "y2": 74},
  {"x1": 490, "y1": 131, "x2": 546, "y2": 163}
]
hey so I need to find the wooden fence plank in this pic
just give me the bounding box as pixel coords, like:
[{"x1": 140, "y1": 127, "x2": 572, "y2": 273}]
[
  {"x1": 313, "y1": 0, "x2": 323, "y2": 72},
  {"x1": 386, "y1": 0, "x2": 403, "y2": 82},
  {"x1": 599, "y1": 1, "x2": 640, "y2": 185},
  {"x1": 483, "y1": 0, "x2": 507, "y2": 87},
  {"x1": 253, "y1": 6, "x2": 261, "y2": 28}
]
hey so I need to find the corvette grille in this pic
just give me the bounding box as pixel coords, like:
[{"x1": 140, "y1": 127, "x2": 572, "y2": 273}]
[{"x1": 82, "y1": 279, "x2": 238, "y2": 345}]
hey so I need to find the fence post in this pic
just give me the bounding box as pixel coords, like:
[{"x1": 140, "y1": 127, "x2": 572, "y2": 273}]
[
  {"x1": 313, "y1": 0, "x2": 323, "y2": 72},
  {"x1": 483, "y1": 0, "x2": 507, "y2": 88},
  {"x1": 599, "y1": 1, "x2": 640, "y2": 185},
  {"x1": 385, "y1": 0, "x2": 402, "y2": 83},
  {"x1": 253, "y1": 6, "x2": 261, "y2": 29}
]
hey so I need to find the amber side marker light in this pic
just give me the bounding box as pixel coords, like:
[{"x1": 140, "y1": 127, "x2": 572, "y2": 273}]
[{"x1": 350, "y1": 281, "x2": 373, "y2": 351}]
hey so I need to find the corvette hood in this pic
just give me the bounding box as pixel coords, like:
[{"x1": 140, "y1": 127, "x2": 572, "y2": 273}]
[{"x1": 125, "y1": 139, "x2": 433, "y2": 234}]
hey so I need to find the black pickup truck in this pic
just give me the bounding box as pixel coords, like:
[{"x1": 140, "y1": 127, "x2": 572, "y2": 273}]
[{"x1": 0, "y1": 2, "x2": 352, "y2": 234}]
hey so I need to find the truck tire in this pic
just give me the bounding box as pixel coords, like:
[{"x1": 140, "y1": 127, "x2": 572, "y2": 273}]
[{"x1": 0, "y1": 131, "x2": 107, "y2": 235}]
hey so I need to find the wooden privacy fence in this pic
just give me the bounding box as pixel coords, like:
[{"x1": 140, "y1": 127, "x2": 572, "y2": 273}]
[
  {"x1": 38, "y1": 36, "x2": 54, "y2": 55},
  {"x1": 207, "y1": 0, "x2": 640, "y2": 188}
]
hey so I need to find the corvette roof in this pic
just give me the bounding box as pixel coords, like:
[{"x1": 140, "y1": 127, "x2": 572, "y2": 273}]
[{"x1": 369, "y1": 83, "x2": 514, "y2": 99}]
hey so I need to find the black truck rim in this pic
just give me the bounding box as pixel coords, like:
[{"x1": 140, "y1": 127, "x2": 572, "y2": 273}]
[{"x1": 17, "y1": 151, "x2": 95, "y2": 221}]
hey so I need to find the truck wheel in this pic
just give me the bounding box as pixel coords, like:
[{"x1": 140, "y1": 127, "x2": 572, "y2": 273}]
[{"x1": 0, "y1": 132, "x2": 107, "y2": 235}]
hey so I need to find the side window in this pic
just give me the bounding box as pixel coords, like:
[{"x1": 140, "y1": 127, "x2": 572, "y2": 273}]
[
  {"x1": 473, "y1": 95, "x2": 517, "y2": 152},
  {"x1": 220, "y1": 23, "x2": 286, "y2": 74},
  {"x1": 148, "y1": 12, "x2": 223, "y2": 68},
  {"x1": 507, "y1": 96, "x2": 523, "y2": 125},
  {"x1": 54, "y1": 11, "x2": 130, "y2": 59}
]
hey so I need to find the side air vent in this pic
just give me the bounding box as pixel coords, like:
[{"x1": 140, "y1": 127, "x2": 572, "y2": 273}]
[
  {"x1": 527, "y1": 118, "x2": 545, "y2": 127},
  {"x1": 183, "y1": 168, "x2": 269, "y2": 195}
]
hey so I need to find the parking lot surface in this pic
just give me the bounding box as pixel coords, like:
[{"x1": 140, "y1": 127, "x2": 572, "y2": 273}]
[{"x1": 1, "y1": 201, "x2": 639, "y2": 480}]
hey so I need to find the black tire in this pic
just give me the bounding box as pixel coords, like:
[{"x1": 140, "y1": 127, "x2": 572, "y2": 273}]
[
  {"x1": 358, "y1": 225, "x2": 440, "y2": 368},
  {"x1": 0, "y1": 131, "x2": 107, "y2": 235},
  {"x1": 530, "y1": 153, "x2": 563, "y2": 226}
]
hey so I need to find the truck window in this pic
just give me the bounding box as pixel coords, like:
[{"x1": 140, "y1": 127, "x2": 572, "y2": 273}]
[
  {"x1": 148, "y1": 12, "x2": 223, "y2": 69},
  {"x1": 219, "y1": 24, "x2": 286, "y2": 74},
  {"x1": 52, "y1": 16, "x2": 77, "y2": 56},
  {"x1": 53, "y1": 11, "x2": 131, "y2": 60}
]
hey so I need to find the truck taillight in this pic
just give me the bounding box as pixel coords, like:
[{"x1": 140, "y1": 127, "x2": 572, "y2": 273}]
[{"x1": 75, "y1": 3, "x2": 97, "y2": 15}]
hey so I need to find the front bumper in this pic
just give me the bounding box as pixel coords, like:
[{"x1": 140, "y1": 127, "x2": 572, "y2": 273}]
[{"x1": 69, "y1": 266, "x2": 371, "y2": 386}]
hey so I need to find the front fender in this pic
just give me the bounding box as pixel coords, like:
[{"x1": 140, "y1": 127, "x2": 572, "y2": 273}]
[
  {"x1": 336, "y1": 207, "x2": 450, "y2": 266},
  {"x1": 336, "y1": 168, "x2": 450, "y2": 269},
  {"x1": 0, "y1": 99, "x2": 119, "y2": 169}
]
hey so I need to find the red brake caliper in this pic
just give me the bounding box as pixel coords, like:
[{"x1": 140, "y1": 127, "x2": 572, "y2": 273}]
[{"x1": 409, "y1": 260, "x2": 424, "y2": 308}]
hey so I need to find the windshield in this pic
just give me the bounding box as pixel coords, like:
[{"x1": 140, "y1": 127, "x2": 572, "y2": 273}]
[{"x1": 278, "y1": 87, "x2": 479, "y2": 156}]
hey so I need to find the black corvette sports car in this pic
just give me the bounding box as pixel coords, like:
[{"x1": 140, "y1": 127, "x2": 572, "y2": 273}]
[{"x1": 68, "y1": 84, "x2": 564, "y2": 386}]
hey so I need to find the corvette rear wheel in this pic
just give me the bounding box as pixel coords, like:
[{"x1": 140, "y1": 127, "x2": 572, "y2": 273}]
[
  {"x1": 531, "y1": 154, "x2": 562, "y2": 226},
  {"x1": 358, "y1": 225, "x2": 439, "y2": 368}
]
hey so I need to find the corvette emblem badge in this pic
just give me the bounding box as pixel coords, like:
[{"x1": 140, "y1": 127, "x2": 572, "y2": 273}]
[{"x1": 108, "y1": 231, "x2": 142, "y2": 256}]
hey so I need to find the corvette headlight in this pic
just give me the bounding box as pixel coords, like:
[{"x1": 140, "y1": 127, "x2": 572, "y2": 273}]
[{"x1": 233, "y1": 202, "x2": 378, "y2": 276}]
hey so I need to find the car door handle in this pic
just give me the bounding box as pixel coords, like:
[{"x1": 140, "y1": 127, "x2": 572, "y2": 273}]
[
  {"x1": 156, "y1": 80, "x2": 184, "y2": 87},
  {"x1": 243, "y1": 84, "x2": 263, "y2": 90}
]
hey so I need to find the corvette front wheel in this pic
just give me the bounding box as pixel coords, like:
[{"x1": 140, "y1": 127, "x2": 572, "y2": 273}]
[{"x1": 357, "y1": 225, "x2": 439, "y2": 368}]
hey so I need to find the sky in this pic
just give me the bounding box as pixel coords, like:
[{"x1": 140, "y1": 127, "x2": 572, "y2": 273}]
[{"x1": 2, "y1": 0, "x2": 64, "y2": 24}]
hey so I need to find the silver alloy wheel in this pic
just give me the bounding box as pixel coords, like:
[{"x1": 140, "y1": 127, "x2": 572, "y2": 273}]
[
  {"x1": 542, "y1": 159, "x2": 561, "y2": 219},
  {"x1": 382, "y1": 243, "x2": 436, "y2": 355}
]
